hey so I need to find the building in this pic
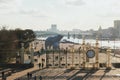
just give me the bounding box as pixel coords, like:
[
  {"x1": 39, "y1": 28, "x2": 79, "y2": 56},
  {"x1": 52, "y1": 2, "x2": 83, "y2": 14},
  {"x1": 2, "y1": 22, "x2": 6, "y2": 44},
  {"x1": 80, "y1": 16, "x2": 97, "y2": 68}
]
[
  {"x1": 48, "y1": 24, "x2": 59, "y2": 33},
  {"x1": 114, "y1": 20, "x2": 120, "y2": 38},
  {"x1": 46, "y1": 52, "x2": 82, "y2": 68}
]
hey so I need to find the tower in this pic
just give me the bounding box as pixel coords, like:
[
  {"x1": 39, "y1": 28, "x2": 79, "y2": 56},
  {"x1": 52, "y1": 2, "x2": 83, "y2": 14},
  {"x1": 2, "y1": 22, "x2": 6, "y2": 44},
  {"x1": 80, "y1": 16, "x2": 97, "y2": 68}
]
[
  {"x1": 49, "y1": 24, "x2": 58, "y2": 33},
  {"x1": 98, "y1": 26, "x2": 102, "y2": 40},
  {"x1": 114, "y1": 20, "x2": 120, "y2": 39}
]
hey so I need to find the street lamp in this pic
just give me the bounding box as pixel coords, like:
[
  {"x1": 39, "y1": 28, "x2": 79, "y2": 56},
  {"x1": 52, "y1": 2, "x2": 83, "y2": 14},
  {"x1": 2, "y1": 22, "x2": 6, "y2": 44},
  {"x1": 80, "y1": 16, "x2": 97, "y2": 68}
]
[
  {"x1": 71, "y1": 47, "x2": 75, "y2": 68},
  {"x1": 64, "y1": 47, "x2": 68, "y2": 68},
  {"x1": 78, "y1": 47, "x2": 81, "y2": 68},
  {"x1": 114, "y1": 38, "x2": 116, "y2": 56}
]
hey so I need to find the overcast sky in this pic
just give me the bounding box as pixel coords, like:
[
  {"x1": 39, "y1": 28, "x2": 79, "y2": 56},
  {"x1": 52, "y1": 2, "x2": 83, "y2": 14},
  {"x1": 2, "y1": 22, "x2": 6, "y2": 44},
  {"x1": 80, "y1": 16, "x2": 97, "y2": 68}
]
[{"x1": 0, "y1": 0, "x2": 120, "y2": 30}]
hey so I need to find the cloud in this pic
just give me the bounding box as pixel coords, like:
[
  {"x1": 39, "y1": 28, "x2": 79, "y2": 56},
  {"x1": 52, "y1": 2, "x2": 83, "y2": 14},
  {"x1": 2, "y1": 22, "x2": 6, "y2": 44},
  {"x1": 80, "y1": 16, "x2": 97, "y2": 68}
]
[
  {"x1": 6, "y1": 8, "x2": 48, "y2": 18},
  {"x1": 0, "y1": 0, "x2": 22, "y2": 9},
  {"x1": 0, "y1": 0, "x2": 47, "y2": 18},
  {"x1": 19, "y1": 9, "x2": 48, "y2": 17},
  {"x1": 65, "y1": 0, "x2": 85, "y2": 6},
  {"x1": 99, "y1": 12, "x2": 120, "y2": 18},
  {"x1": 19, "y1": 9, "x2": 38, "y2": 15},
  {"x1": 0, "y1": 0, "x2": 13, "y2": 3}
]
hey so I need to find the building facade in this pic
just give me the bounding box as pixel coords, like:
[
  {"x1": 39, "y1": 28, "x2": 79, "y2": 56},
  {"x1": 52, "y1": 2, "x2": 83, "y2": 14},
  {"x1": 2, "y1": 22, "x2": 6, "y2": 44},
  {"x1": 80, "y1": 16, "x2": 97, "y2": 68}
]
[
  {"x1": 114, "y1": 20, "x2": 120, "y2": 39},
  {"x1": 48, "y1": 24, "x2": 59, "y2": 33}
]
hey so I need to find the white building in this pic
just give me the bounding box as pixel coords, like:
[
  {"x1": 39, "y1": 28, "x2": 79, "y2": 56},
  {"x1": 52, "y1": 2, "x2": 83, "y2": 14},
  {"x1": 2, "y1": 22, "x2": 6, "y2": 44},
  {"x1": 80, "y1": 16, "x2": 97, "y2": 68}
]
[
  {"x1": 114, "y1": 20, "x2": 120, "y2": 38},
  {"x1": 48, "y1": 24, "x2": 59, "y2": 33}
]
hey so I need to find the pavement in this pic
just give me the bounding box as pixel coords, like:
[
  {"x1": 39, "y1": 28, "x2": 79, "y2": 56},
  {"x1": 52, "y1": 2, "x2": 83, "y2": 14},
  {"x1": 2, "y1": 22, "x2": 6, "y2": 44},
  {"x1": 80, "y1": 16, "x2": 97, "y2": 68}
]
[
  {"x1": 14, "y1": 68, "x2": 120, "y2": 80},
  {"x1": 6, "y1": 65, "x2": 39, "y2": 80}
]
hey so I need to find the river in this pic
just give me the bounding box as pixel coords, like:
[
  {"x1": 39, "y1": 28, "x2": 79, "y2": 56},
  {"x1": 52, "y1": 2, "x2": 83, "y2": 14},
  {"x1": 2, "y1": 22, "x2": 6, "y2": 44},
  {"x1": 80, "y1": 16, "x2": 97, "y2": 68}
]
[{"x1": 37, "y1": 37, "x2": 120, "y2": 49}]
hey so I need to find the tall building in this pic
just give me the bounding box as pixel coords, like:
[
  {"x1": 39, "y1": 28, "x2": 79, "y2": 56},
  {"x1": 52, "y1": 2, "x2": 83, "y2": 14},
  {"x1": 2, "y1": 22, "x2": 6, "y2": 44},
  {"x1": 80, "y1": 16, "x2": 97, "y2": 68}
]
[
  {"x1": 48, "y1": 24, "x2": 59, "y2": 33},
  {"x1": 97, "y1": 26, "x2": 102, "y2": 39},
  {"x1": 114, "y1": 20, "x2": 120, "y2": 38},
  {"x1": 51, "y1": 24, "x2": 57, "y2": 30}
]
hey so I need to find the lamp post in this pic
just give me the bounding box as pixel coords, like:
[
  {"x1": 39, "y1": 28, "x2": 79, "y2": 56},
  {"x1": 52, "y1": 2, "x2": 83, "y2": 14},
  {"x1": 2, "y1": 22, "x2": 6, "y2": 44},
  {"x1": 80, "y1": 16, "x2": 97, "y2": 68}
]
[
  {"x1": 30, "y1": 42, "x2": 34, "y2": 64},
  {"x1": 82, "y1": 35, "x2": 86, "y2": 69},
  {"x1": 114, "y1": 38, "x2": 116, "y2": 56},
  {"x1": 65, "y1": 47, "x2": 68, "y2": 68},
  {"x1": 78, "y1": 47, "x2": 81, "y2": 68},
  {"x1": 101, "y1": 34, "x2": 102, "y2": 48},
  {"x1": 20, "y1": 43, "x2": 24, "y2": 64},
  {"x1": 95, "y1": 38, "x2": 99, "y2": 69},
  {"x1": 53, "y1": 50, "x2": 54, "y2": 68},
  {"x1": 59, "y1": 49, "x2": 61, "y2": 68},
  {"x1": 107, "y1": 47, "x2": 111, "y2": 69},
  {"x1": 71, "y1": 47, "x2": 74, "y2": 68}
]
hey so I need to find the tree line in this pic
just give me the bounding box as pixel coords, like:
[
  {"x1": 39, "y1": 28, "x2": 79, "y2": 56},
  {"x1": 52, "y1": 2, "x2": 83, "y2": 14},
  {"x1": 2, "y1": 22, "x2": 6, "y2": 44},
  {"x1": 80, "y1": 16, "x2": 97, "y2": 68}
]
[{"x1": 0, "y1": 28, "x2": 36, "y2": 63}]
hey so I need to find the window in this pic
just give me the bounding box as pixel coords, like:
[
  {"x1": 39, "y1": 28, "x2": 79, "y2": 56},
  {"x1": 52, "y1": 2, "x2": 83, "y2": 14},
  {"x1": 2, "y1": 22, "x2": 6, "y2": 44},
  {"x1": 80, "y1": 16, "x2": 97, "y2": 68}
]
[
  {"x1": 69, "y1": 57, "x2": 71, "y2": 59},
  {"x1": 48, "y1": 64, "x2": 52, "y2": 66},
  {"x1": 55, "y1": 56, "x2": 58, "y2": 60},
  {"x1": 68, "y1": 64, "x2": 70, "y2": 66},
  {"x1": 75, "y1": 57, "x2": 78, "y2": 59},
  {"x1": 55, "y1": 64, "x2": 58, "y2": 66},
  {"x1": 61, "y1": 64, "x2": 65, "y2": 66}
]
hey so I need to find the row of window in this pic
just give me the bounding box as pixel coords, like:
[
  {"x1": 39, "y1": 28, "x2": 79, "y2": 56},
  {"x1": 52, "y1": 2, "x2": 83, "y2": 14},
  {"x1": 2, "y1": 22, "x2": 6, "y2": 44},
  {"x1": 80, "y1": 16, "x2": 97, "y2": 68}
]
[
  {"x1": 48, "y1": 56, "x2": 81, "y2": 60},
  {"x1": 47, "y1": 64, "x2": 80, "y2": 67}
]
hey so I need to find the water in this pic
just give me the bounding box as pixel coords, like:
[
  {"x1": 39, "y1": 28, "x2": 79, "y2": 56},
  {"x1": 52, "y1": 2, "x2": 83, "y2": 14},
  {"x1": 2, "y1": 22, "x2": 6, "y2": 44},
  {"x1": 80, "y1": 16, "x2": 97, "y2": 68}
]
[{"x1": 37, "y1": 37, "x2": 120, "y2": 49}]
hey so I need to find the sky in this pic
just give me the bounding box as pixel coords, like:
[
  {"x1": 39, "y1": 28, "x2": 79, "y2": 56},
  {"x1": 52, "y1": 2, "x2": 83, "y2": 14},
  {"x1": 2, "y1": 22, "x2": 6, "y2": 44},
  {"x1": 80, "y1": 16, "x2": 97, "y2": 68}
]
[{"x1": 0, "y1": 0, "x2": 120, "y2": 31}]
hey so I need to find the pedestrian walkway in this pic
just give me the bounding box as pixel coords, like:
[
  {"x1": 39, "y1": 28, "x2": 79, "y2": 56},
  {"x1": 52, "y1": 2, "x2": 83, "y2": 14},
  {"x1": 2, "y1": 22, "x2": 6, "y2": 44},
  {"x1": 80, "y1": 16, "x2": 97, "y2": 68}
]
[
  {"x1": 14, "y1": 68, "x2": 120, "y2": 80},
  {"x1": 7, "y1": 65, "x2": 39, "y2": 80}
]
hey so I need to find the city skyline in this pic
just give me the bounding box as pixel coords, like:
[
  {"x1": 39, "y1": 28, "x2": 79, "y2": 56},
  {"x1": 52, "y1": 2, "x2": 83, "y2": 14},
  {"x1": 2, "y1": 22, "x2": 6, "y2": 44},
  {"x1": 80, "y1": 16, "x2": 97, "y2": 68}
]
[{"x1": 0, "y1": 0, "x2": 120, "y2": 30}]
